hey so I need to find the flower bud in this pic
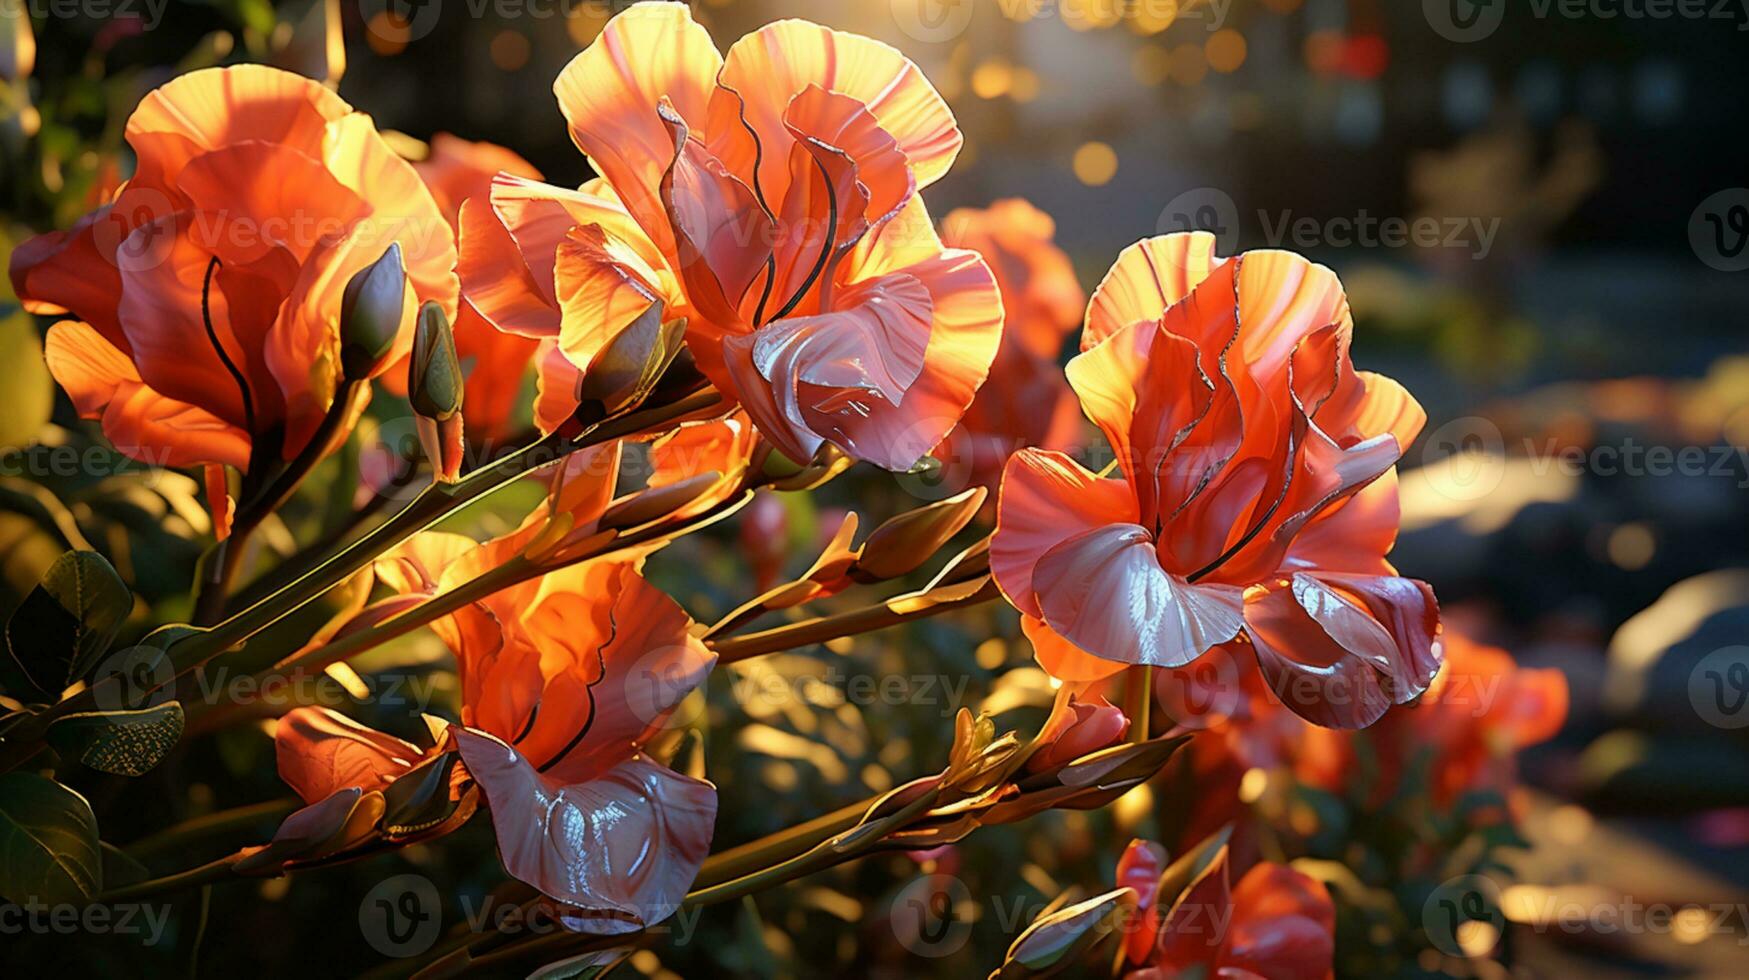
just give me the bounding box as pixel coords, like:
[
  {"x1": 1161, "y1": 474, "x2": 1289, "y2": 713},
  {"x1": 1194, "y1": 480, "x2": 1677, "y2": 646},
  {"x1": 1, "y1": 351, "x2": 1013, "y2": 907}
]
[
  {"x1": 408, "y1": 301, "x2": 463, "y2": 420},
  {"x1": 339, "y1": 242, "x2": 408, "y2": 380},
  {"x1": 409, "y1": 302, "x2": 466, "y2": 481}
]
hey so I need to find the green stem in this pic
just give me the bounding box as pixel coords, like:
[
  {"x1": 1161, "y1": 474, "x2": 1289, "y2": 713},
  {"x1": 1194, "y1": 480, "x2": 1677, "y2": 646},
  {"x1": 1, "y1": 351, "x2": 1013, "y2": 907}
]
[
  {"x1": 95, "y1": 855, "x2": 240, "y2": 905},
  {"x1": 0, "y1": 388, "x2": 721, "y2": 773},
  {"x1": 1126, "y1": 665, "x2": 1152, "y2": 743},
  {"x1": 193, "y1": 380, "x2": 370, "y2": 625},
  {"x1": 126, "y1": 799, "x2": 298, "y2": 862},
  {"x1": 710, "y1": 577, "x2": 1001, "y2": 666}
]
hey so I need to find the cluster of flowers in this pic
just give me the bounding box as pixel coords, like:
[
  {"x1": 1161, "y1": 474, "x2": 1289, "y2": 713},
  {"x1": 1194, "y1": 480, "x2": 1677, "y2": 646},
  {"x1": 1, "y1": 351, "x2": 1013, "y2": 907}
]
[{"x1": 9, "y1": 2, "x2": 1471, "y2": 972}]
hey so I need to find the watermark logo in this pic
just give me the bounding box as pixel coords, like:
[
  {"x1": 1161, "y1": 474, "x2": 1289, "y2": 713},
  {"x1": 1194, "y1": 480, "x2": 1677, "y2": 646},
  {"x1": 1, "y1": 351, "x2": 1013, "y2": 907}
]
[
  {"x1": 1690, "y1": 189, "x2": 1749, "y2": 272},
  {"x1": 1423, "y1": 874, "x2": 1506, "y2": 956},
  {"x1": 1419, "y1": 416, "x2": 1508, "y2": 501},
  {"x1": 891, "y1": 0, "x2": 977, "y2": 43},
  {"x1": 892, "y1": 873, "x2": 974, "y2": 957},
  {"x1": 1157, "y1": 187, "x2": 1241, "y2": 256},
  {"x1": 1690, "y1": 646, "x2": 1749, "y2": 729},
  {"x1": 90, "y1": 644, "x2": 177, "y2": 712},
  {"x1": 1154, "y1": 653, "x2": 1243, "y2": 730},
  {"x1": 1425, "y1": 0, "x2": 1506, "y2": 42},
  {"x1": 359, "y1": 873, "x2": 443, "y2": 958},
  {"x1": 360, "y1": 0, "x2": 445, "y2": 43}
]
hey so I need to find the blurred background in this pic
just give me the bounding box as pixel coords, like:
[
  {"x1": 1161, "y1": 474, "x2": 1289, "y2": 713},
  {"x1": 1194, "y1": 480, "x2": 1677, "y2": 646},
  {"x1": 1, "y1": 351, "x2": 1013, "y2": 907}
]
[{"x1": 4, "y1": 0, "x2": 1749, "y2": 977}]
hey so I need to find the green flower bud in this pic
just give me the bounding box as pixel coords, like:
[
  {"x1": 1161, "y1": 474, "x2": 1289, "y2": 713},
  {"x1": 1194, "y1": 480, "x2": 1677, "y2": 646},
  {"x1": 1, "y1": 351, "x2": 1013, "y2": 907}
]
[
  {"x1": 408, "y1": 301, "x2": 463, "y2": 421},
  {"x1": 339, "y1": 242, "x2": 408, "y2": 380}
]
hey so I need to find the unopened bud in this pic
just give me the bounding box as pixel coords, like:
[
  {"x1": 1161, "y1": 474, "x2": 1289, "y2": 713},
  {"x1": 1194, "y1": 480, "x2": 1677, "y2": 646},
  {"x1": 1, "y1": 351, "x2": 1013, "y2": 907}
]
[
  {"x1": 339, "y1": 243, "x2": 409, "y2": 380},
  {"x1": 409, "y1": 302, "x2": 465, "y2": 482},
  {"x1": 408, "y1": 301, "x2": 463, "y2": 420}
]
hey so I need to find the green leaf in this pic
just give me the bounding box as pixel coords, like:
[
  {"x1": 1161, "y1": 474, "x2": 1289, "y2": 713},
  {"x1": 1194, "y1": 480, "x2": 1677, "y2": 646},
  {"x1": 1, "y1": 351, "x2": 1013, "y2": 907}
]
[
  {"x1": 0, "y1": 772, "x2": 102, "y2": 904},
  {"x1": 5, "y1": 550, "x2": 132, "y2": 698},
  {"x1": 45, "y1": 702, "x2": 185, "y2": 777},
  {"x1": 0, "y1": 308, "x2": 53, "y2": 454}
]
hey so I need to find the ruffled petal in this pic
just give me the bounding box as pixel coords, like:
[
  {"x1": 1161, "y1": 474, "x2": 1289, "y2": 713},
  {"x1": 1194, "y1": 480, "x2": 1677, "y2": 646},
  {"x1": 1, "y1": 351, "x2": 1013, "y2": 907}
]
[
  {"x1": 707, "y1": 18, "x2": 959, "y2": 214},
  {"x1": 1025, "y1": 616, "x2": 1128, "y2": 684},
  {"x1": 656, "y1": 103, "x2": 770, "y2": 329},
  {"x1": 452, "y1": 734, "x2": 716, "y2": 935},
  {"x1": 509, "y1": 561, "x2": 715, "y2": 785},
  {"x1": 458, "y1": 193, "x2": 563, "y2": 339},
  {"x1": 413, "y1": 132, "x2": 543, "y2": 226},
  {"x1": 9, "y1": 205, "x2": 129, "y2": 342},
  {"x1": 992, "y1": 448, "x2": 1137, "y2": 620},
  {"x1": 1244, "y1": 572, "x2": 1440, "y2": 729},
  {"x1": 44, "y1": 320, "x2": 251, "y2": 469},
  {"x1": 553, "y1": 1, "x2": 723, "y2": 255},
  {"x1": 1031, "y1": 524, "x2": 1244, "y2": 669},
  {"x1": 123, "y1": 64, "x2": 349, "y2": 188},
  {"x1": 554, "y1": 224, "x2": 663, "y2": 370},
  {"x1": 274, "y1": 706, "x2": 425, "y2": 805},
  {"x1": 1083, "y1": 232, "x2": 1227, "y2": 351}
]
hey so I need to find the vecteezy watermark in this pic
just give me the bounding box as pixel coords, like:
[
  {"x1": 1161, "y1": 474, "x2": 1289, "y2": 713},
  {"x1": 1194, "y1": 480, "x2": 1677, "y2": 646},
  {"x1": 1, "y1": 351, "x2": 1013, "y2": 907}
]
[
  {"x1": 1156, "y1": 190, "x2": 1502, "y2": 260},
  {"x1": 0, "y1": 899, "x2": 172, "y2": 944},
  {"x1": 359, "y1": 874, "x2": 444, "y2": 958},
  {"x1": 1423, "y1": 874, "x2": 1507, "y2": 956},
  {"x1": 1426, "y1": 0, "x2": 1749, "y2": 43},
  {"x1": 1690, "y1": 646, "x2": 1749, "y2": 729},
  {"x1": 360, "y1": 0, "x2": 687, "y2": 44},
  {"x1": 890, "y1": 0, "x2": 1233, "y2": 43},
  {"x1": 0, "y1": 443, "x2": 175, "y2": 484},
  {"x1": 891, "y1": 874, "x2": 976, "y2": 957},
  {"x1": 1423, "y1": 0, "x2": 1509, "y2": 42},
  {"x1": 1426, "y1": 873, "x2": 1749, "y2": 954},
  {"x1": 1690, "y1": 189, "x2": 1749, "y2": 273},
  {"x1": 1419, "y1": 416, "x2": 1749, "y2": 500},
  {"x1": 0, "y1": 0, "x2": 169, "y2": 31},
  {"x1": 892, "y1": 877, "x2": 1248, "y2": 959},
  {"x1": 725, "y1": 667, "x2": 975, "y2": 720}
]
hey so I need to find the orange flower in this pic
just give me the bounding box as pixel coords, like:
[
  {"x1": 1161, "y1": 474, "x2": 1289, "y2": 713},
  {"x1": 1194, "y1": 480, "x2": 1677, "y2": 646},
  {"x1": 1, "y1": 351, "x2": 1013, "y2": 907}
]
[
  {"x1": 935, "y1": 199, "x2": 1086, "y2": 492},
  {"x1": 276, "y1": 449, "x2": 718, "y2": 932},
  {"x1": 458, "y1": 2, "x2": 1003, "y2": 468},
  {"x1": 13, "y1": 65, "x2": 457, "y2": 472},
  {"x1": 408, "y1": 133, "x2": 545, "y2": 446},
  {"x1": 1118, "y1": 840, "x2": 1336, "y2": 980},
  {"x1": 994, "y1": 233, "x2": 1439, "y2": 728}
]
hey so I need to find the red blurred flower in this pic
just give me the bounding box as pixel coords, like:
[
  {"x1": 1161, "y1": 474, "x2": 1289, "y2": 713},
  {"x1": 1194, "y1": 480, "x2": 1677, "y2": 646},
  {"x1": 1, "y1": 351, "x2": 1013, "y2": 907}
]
[
  {"x1": 1119, "y1": 839, "x2": 1335, "y2": 980},
  {"x1": 993, "y1": 232, "x2": 1440, "y2": 728},
  {"x1": 935, "y1": 199, "x2": 1087, "y2": 492},
  {"x1": 1347, "y1": 631, "x2": 1568, "y2": 807},
  {"x1": 457, "y1": 2, "x2": 1003, "y2": 466}
]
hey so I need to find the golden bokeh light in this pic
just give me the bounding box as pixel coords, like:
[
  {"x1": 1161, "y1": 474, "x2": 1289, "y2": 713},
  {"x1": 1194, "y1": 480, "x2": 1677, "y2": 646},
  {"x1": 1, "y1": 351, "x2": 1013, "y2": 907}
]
[
  {"x1": 1128, "y1": 0, "x2": 1179, "y2": 34},
  {"x1": 1608, "y1": 522, "x2": 1656, "y2": 570},
  {"x1": 1072, "y1": 141, "x2": 1119, "y2": 185},
  {"x1": 971, "y1": 58, "x2": 1014, "y2": 99},
  {"x1": 1133, "y1": 45, "x2": 1172, "y2": 86},
  {"x1": 489, "y1": 29, "x2": 530, "y2": 72},
  {"x1": 1062, "y1": 0, "x2": 1123, "y2": 32},
  {"x1": 365, "y1": 12, "x2": 410, "y2": 57},
  {"x1": 1169, "y1": 42, "x2": 1209, "y2": 86},
  {"x1": 1207, "y1": 29, "x2": 1248, "y2": 74}
]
